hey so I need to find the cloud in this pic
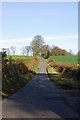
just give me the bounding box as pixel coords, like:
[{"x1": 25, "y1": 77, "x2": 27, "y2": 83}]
[
  {"x1": 0, "y1": 35, "x2": 78, "y2": 54},
  {"x1": 0, "y1": 37, "x2": 32, "y2": 47},
  {"x1": 44, "y1": 35, "x2": 78, "y2": 54},
  {"x1": 44, "y1": 35, "x2": 78, "y2": 40},
  {"x1": 0, "y1": 37, "x2": 32, "y2": 54}
]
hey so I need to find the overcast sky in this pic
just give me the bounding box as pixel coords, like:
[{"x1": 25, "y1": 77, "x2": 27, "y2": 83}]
[{"x1": 0, "y1": 2, "x2": 78, "y2": 54}]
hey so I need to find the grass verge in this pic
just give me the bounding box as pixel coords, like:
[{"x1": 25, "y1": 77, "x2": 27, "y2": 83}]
[
  {"x1": 2, "y1": 55, "x2": 40, "y2": 98},
  {"x1": 46, "y1": 60, "x2": 79, "y2": 96}
]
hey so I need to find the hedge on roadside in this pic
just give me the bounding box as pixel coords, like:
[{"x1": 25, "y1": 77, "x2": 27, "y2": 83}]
[{"x1": 48, "y1": 58, "x2": 80, "y2": 81}]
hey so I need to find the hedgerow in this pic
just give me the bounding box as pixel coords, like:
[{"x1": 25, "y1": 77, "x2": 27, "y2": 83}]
[{"x1": 48, "y1": 57, "x2": 79, "y2": 81}]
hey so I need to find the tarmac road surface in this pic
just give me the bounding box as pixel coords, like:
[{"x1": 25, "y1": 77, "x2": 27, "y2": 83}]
[{"x1": 2, "y1": 57, "x2": 79, "y2": 119}]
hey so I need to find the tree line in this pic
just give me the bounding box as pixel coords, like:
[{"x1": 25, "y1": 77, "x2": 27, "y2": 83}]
[{"x1": 1, "y1": 35, "x2": 75, "y2": 57}]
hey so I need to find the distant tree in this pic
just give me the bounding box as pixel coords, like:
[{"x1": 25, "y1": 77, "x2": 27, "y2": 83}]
[
  {"x1": 41, "y1": 45, "x2": 52, "y2": 58},
  {"x1": 10, "y1": 46, "x2": 16, "y2": 55},
  {"x1": 30, "y1": 35, "x2": 44, "y2": 55},
  {"x1": 7, "y1": 48, "x2": 10, "y2": 56},
  {"x1": 20, "y1": 47, "x2": 26, "y2": 56},
  {"x1": 25, "y1": 46, "x2": 31, "y2": 56},
  {"x1": 46, "y1": 50, "x2": 52, "y2": 58},
  {"x1": 52, "y1": 45, "x2": 56, "y2": 49},
  {"x1": 51, "y1": 47, "x2": 68, "y2": 56}
]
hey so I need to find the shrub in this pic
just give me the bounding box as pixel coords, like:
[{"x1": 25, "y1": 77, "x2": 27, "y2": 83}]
[
  {"x1": 2, "y1": 51, "x2": 8, "y2": 66},
  {"x1": 16, "y1": 62, "x2": 29, "y2": 74},
  {"x1": 48, "y1": 58, "x2": 53, "y2": 63},
  {"x1": 76, "y1": 66, "x2": 80, "y2": 81},
  {"x1": 48, "y1": 59, "x2": 79, "y2": 81}
]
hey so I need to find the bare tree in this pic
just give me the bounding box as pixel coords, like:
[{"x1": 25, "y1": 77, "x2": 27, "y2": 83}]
[
  {"x1": 20, "y1": 47, "x2": 26, "y2": 56},
  {"x1": 25, "y1": 46, "x2": 31, "y2": 56},
  {"x1": 30, "y1": 35, "x2": 44, "y2": 55},
  {"x1": 10, "y1": 46, "x2": 16, "y2": 55}
]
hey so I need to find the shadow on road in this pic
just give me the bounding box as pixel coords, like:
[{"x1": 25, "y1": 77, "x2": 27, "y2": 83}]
[{"x1": 2, "y1": 73, "x2": 79, "y2": 119}]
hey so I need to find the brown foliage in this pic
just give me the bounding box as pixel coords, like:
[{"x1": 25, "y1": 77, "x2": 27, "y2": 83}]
[
  {"x1": 48, "y1": 59, "x2": 79, "y2": 81},
  {"x1": 51, "y1": 47, "x2": 68, "y2": 56}
]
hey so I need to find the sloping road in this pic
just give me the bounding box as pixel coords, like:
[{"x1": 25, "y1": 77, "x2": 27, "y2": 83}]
[{"x1": 2, "y1": 57, "x2": 79, "y2": 119}]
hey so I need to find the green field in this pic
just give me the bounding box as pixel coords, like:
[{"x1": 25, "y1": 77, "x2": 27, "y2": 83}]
[
  {"x1": 7, "y1": 55, "x2": 33, "y2": 60},
  {"x1": 50, "y1": 55, "x2": 78, "y2": 65},
  {"x1": 7, "y1": 55, "x2": 40, "y2": 72},
  {"x1": 47, "y1": 55, "x2": 79, "y2": 93}
]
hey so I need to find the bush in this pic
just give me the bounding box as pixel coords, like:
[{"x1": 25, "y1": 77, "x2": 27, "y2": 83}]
[
  {"x1": 48, "y1": 58, "x2": 79, "y2": 81},
  {"x1": 2, "y1": 51, "x2": 8, "y2": 66},
  {"x1": 2, "y1": 53, "x2": 37, "y2": 97},
  {"x1": 76, "y1": 66, "x2": 80, "y2": 81},
  {"x1": 15, "y1": 62, "x2": 29, "y2": 74},
  {"x1": 48, "y1": 58, "x2": 53, "y2": 63}
]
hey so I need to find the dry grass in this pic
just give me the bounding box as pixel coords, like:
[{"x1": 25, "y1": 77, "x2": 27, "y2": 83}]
[
  {"x1": 46, "y1": 59, "x2": 79, "y2": 93},
  {"x1": 2, "y1": 55, "x2": 40, "y2": 98}
]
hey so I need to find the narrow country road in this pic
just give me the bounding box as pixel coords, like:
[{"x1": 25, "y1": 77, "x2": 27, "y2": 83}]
[{"x1": 2, "y1": 57, "x2": 78, "y2": 119}]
